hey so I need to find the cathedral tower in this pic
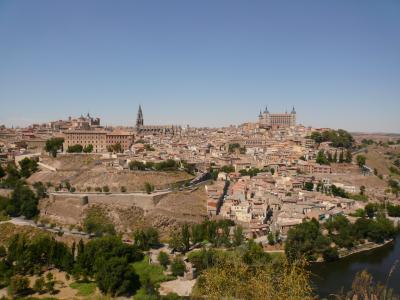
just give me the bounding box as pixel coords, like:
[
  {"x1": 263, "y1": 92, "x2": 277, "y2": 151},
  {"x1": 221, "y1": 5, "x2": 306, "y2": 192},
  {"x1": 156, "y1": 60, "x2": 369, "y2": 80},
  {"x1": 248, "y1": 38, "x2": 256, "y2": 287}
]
[{"x1": 136, "y1": 105, "x2": 144, "y2": 129}]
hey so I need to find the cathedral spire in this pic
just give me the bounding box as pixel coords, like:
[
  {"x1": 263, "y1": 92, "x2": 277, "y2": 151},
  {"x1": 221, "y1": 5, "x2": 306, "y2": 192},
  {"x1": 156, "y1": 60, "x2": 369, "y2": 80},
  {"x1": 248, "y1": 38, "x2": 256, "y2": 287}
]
[{"x1": 136, "y1": 105, "x2": 144, "y2": 129}]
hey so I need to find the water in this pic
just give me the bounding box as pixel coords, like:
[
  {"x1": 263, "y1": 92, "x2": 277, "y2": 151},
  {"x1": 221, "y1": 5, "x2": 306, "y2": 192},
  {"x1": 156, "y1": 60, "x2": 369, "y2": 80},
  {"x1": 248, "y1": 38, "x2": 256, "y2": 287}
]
[{"x1": 311, "y1": 236, "x2": 400, "y2": 298}]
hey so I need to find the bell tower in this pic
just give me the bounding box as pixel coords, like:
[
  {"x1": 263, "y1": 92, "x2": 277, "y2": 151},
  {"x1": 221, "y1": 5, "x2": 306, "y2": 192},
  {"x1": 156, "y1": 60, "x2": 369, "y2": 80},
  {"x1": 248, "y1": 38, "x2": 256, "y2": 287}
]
[{"x1": 136, "y1": 105, "x2": 144, "y2": 129}]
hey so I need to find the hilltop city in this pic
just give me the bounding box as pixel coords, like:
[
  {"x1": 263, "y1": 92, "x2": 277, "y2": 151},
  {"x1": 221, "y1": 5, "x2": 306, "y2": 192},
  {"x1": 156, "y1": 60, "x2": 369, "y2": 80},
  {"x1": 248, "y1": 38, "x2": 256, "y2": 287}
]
[{"x1": 0, "y1": 106, "x2": 399, "y2": 298}]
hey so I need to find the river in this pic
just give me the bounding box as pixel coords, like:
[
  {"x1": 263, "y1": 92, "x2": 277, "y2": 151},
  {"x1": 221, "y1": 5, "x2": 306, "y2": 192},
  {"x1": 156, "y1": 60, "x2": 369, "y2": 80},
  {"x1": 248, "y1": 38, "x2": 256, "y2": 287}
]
[{"x1": 311, "y1": 236, "x2": 400, "y2": 298}]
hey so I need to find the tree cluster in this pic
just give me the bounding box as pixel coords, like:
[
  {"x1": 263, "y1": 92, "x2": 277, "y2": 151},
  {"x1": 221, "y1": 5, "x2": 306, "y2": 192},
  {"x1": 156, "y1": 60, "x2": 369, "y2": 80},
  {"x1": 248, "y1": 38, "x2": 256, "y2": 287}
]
[
  {"x1": 310, "y1": 129, "x2": 354, "y2": 149},
  {"x1": 169, "y1": 220, "x2": 238, "y2": 253},
  {"x1": 239, "y1": 168, "x2": 265, "y2": 177},
  {"x1": 285, "y1": 215, "x2": 396, "y2": 263},
  {"x1": 129, "y1": 159, "x2": 181, "y2": 172},
  {"x1": 74, "y1": 236, "x2": 143, "y2": 296},
  {"x1": 316, "y1": 149, "x2": 352, "y2": 165}
]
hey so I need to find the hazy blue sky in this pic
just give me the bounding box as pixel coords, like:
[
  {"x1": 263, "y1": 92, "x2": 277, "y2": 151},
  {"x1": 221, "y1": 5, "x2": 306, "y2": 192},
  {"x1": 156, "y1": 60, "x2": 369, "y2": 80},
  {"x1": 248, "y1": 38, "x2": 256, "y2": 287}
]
[{"x1": 0, "y1": 1, "x2": 399, "y2": 132}]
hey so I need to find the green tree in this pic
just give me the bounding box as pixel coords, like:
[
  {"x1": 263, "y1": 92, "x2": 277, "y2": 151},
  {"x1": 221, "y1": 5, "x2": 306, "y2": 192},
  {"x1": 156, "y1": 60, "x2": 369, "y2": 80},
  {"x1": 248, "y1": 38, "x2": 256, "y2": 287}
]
[
  {"x1": 129, "y1": 160, "x2": 146, "y2": 170},
  {"x1": 7, "y1": 183, "x2": 39, "y2": 219},
  {"x1": 303, "y1": 182, "x2": 314, "y2": 191},
  {"x1": 18, "y1": 157, "x2": 38, "y2": 178},
  {"x1": 96, "y1": 257, "x2": 140, "y2": 296},
  {"x1": 191, "y1": 223, "x2": 205, "y2": 244},
  {"x1": 327, "y1": 152, "x2": 333, "y2": 163},
  {"x1": 33, "y1": 181, "x2": 47, "y2": 199},
  {"x1": 267, "y1": 232, "x2": 275, "y2": 245},
  {"x1": 285, "y1": 219, "x2": 325, "y2": 262},
  {"x1": 233, "y1": 225, "x2": 244, "y2": 247},
  {"x1": 158, "y1": 251, "x2": 170, "y2": 269},
  {"x1": 316, "y1": 150, "x2": 330, "y2": 165},
  {"x1": 77, "y1": 239, "x2": 84, "y2": 256},
  {"x1": 182, "y1": 224, "x2": 191, "y2": 252},
  {"x1": 169, "y1": 232, "x2": 184, "y2": 252},
  {"x1": 45, "y1": 137, "x2": 64, "y2": 157},
  {"x1": 134, "y1": 227, "x2": 159, "y2": 250},
  {"x1": 75, "y1": 236, "x2": 143, "y2": 277},
  {"x1": 339, "y1": 151, "x2": 344, "y2": 163},
  {"x1": 345, "y1": 149, "x2": 353, "y2": 163},
  {"x1": 171, "y1": 257, "x2": 186, "y2": 277},
  {"x1": 356, "y1": 155, "x2": 366, "y2": 168}
]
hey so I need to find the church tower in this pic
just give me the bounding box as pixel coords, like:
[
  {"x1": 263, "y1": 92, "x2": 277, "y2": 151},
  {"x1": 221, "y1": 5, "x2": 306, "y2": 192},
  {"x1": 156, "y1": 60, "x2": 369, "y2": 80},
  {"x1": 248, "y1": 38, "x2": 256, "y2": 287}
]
[
  {"x1": 136, "y1": 105, "x2": 144, "y2": 129},
  {"x1": 290, "y1": 106, "x2": 296, "y2": 126}
]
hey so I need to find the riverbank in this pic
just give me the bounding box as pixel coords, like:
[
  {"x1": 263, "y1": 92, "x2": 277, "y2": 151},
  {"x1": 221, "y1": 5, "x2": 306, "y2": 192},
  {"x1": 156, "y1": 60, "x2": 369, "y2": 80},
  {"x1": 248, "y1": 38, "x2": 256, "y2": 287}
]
[{"x1": 338, "y1": 239, "x2": 394, "y2": 259}]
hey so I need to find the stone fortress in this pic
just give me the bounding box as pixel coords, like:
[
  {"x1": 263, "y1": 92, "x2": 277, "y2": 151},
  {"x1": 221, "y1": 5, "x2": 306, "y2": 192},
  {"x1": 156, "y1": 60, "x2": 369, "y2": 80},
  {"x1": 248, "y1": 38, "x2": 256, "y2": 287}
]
[{"x1": 258, "y1": 106, "x2": 296, "y2": 128}]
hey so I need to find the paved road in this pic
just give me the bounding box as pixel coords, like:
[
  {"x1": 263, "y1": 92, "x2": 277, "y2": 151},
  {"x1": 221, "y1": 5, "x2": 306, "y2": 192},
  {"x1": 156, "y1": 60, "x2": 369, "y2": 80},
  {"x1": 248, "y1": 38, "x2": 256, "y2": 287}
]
[{"x1": 0, "y1": 217, "x2": 88, "y2": 238}]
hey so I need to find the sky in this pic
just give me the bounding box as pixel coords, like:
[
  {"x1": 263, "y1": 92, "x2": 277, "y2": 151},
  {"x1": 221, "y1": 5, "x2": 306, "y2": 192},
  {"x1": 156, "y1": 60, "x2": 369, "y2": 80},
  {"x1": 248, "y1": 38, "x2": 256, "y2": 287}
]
[{"x1": 0, "y1": 0, "x2": 399, "y2": 132}]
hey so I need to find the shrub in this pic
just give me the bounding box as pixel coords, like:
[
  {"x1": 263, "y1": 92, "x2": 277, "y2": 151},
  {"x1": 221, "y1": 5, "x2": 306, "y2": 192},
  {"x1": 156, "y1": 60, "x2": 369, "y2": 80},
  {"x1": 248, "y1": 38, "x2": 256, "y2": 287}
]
[
  {"x1": 171, "y1": 257, "x2": 186, "y2": 277},
  {"x1": 158, "y1": 251, "x2": 170, "y2": 269}
]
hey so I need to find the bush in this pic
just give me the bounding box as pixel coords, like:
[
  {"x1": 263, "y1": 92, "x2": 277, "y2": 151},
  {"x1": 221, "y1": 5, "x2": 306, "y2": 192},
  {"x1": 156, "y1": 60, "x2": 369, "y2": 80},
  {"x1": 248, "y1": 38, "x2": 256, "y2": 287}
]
[
  {"x1": 8, "y1": 275, "x2": 30, "y2": 297},
  {"x1": 158, "y1": 251, "x2": 170, "y2": 269},
  {"x1": 67, "y1": 144, "x2": 83, "y2": 153},
  {"x1": 144, "y1": 182, "x2": 154, "y2": 194},
  {"x1": 33, "y1": 277, "x2": 46, "y2": 294},
  {"x1": 171, "y1": 257, "x2": 186, "y2": 277}
]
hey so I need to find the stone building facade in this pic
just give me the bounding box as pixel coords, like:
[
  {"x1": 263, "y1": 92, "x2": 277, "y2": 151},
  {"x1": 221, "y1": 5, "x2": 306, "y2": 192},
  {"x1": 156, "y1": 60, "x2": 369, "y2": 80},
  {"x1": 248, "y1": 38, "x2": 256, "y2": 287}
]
[
  {"x1": 258, "y1": 106, "x2": 296, "y2": 128},
  {"x1": 63, "y1": 130, "x2": 134, "y2": 153}
]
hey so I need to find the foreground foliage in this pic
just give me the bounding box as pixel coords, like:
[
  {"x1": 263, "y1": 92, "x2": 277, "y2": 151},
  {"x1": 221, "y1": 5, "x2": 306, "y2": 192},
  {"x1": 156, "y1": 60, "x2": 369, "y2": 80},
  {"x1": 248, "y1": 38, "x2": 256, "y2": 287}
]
[{"x1": 192, "y1": 249, "x2": 312, "y2": 300}]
